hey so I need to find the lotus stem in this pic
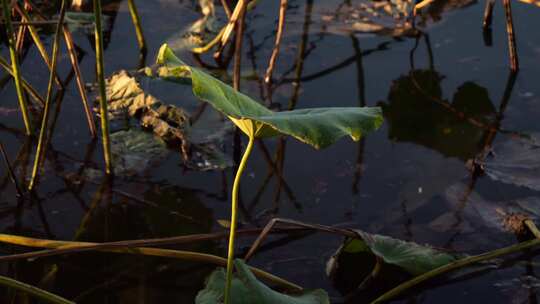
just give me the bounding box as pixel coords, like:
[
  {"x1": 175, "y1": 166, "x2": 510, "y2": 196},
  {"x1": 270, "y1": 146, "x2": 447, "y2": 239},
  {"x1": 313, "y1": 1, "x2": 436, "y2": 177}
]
[
  {"x1": 127, "y1": 0, "x2": 147, "y2": 55},
  {"x1": 0, "y1": 275, "x2": 74, "y2": 304},
  {"x1": 371, "y1": 237, "x2": 540, "y2": 303},
  {"x1": 94, "y1": 0, "x2": 113, "y2": 174},
  {"x1": 63, "y1": 25, "x2": 97, "y2": 138},
  {"x1": 1, "y1": 0, "x2": 33, "y2": 135},
  {"x1": 224, "y1": 135, "x2": 255, "y2": 304},
  {"x1": 28, "y1": 0, "x2": 67, "y2": 191}
]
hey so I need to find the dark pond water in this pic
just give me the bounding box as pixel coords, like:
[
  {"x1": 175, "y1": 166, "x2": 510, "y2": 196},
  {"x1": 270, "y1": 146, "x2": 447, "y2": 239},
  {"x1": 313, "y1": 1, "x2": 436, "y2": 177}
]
[{"x1": 2, "y1": 0, "x2": 540, "y2": 302}]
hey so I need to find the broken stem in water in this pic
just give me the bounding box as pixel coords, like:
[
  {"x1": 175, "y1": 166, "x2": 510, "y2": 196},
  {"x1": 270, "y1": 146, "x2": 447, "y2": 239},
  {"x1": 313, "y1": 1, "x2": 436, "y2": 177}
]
[
  {"x1": 224, "y1": 136, "x2": 255, "y2": 304},
  {"x1": 1, "y1": 0, "x2": 32, "y2": 135},
  {"x1": 0, "y1": 232, "x2": 301, "y2": 291},
  {"x1": 94, "y1": 0, "x2": 113, "y2": 174},
  {"x1": 28, "y1": 0, "x2": 67, "y2": 191}
]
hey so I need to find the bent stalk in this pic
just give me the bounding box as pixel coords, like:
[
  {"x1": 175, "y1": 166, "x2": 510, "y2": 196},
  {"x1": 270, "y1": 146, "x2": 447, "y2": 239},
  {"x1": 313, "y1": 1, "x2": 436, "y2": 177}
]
[
  {"x1": 0, "y1": 233, "x2": 301, "y2": 291},
  {"x1": 1, "y1": 0, "x2": 32, "y2": 135},
  {"x1": 224, "y1": 135, "x2": 255, "y2": 304},
  {"x1": 94, "y1": 0, "x2": 113, "y2": 174}
]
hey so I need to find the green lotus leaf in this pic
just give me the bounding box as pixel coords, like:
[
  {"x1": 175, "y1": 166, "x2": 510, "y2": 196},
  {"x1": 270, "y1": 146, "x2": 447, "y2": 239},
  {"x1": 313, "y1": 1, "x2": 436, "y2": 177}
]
[
  {"x1": 196, "y1": 259, "x2": 329, "y2": 304},
  {"x1": 156, "y1": 44, "x2": 383, "y2": 149}
]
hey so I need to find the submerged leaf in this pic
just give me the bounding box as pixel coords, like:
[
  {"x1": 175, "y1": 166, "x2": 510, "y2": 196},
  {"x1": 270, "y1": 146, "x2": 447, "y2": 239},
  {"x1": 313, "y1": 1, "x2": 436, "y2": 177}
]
[
  {"x1": 353, "y1": 230, "x2": 459, "y2": 275},
  {"x1": 327, "y1": 230, "x2": 459, "y2": 279},
  {"x1": 482, "y1": 134, "x2": 540, "y2": 192},
  {"x1": 103, "y1": 70, "x2": 233, "y2": 171},
  {"x1": 196, "y1": 260, "x2": 329, "y2": 304},
  {"x1": 156, "y1": 44, "x2": 383, "y2": 148}
]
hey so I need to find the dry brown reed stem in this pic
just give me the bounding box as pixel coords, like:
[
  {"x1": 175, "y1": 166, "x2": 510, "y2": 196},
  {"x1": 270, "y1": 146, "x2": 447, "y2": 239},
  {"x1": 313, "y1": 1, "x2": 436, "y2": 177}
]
[
  {"x1": 0, "y1": 55, "x2": 45, "y2": 106},
  {"x1": 264, "y1": 0, "x2": 288, "y2": 84},
  {"x1": 244, "y1": 218, "x2": 357, "y2": 261},
  {"x1": 215, "y1": 0, "x2": 247, "y2": 57},
  {"x1": 220, "y1": 0, "x2": 232, "y2": 18},
  {"x1": 503, "y1": 0, "x2": 519, "y2": 72},
  {"x1": 62, "y1": 26, "x2": 97, "y2": 138},
  {"x1": 2, "y1": 0, "x2": 33, "y2": 135},
  {"x1": 482, "y1": 0, "x2": 495, "y2": 29},
  {"x1": 413, "y1": 0, "x2": 436, "y2": 16},
  {"x1": 14, "y1": 2, "x2": 63, "y2": 87},
  {"x1": 28, "y1": 0, "x2": 67, "y2": 191},
  {"x1": 0, "y1": 233, "x2": 302, "y2": 291},
  {"x1": 0, "y1": 142, "x2": 23, "y2": 197},
  {"x1": 233, "y1": 2, "x2": 247, "y2": 90},
  {"x1": 15, "y1": 19, "x2": 27, "y2": 53}
]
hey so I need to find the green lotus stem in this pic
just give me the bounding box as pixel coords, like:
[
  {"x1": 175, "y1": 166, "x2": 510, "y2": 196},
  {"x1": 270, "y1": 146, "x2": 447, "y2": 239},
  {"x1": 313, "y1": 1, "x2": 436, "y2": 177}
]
[
  {"x1": 0, "y1": 275, "x2": 74, "y2": 304},
  {"x1": 28, "y1": 0, "x2": 67, "y2": 191},
  {"x1": 224, "y1": 135, "x2": 255, "y2": 304},
  {"x1": 127, "y1": 0, "x2": 147, "y2": 54},
  {"x1": 1, "y1": 0, "x2": 32, "y2": 135},
  {"x1": 94, "y1": 0, "x2": 113, "y2": 174},
  {"x1": 372, "y1": 237, "x2": 540, "y2": 303}
]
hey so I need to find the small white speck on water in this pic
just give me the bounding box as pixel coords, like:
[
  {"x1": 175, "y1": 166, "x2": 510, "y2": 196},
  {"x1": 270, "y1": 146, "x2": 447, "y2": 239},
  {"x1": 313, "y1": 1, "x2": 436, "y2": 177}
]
[{"x1": 418, "y1": 187, "x2": 423, "y2": 194}]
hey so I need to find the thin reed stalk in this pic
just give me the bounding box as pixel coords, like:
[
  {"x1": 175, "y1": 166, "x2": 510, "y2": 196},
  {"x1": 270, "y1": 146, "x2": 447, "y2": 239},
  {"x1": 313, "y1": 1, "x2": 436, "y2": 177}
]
[
  {"x1": 62, "y1": 26, "x2": 96, "y2": 137},
  {"x1": 264, "y1": 0, "x2": 288, "y2": 84},
  {"x1": 0, "y1": 141, "x2": 23, "y2": 197},
  {"x1": 1, "y1": 0, "x2": 33, "y2": 135},
  {"x1": 503, "y1": 0, "x2": 519, "y2": 71},
  {"x1": 0, "y1": 275, "x2": 74, "y2": 304},
  {"x1": 482, "y1": 0, "x2": 495, "y2": 29},
  {"x1": 220, "y1": 0, "x2": 232, "y2": 18},
  {"x1": 215, "y1": 0, "x2": 247, "y2": 57},
  {"x1": 14, "y1": 3, "x2": 63, "y2": 87},
  {"x1": 0, "y1": 55, "x2": 45, "y2": 106},
  {"x1": 0, "y1": 233, "x2": 302, "y2": 291},
  {"x1": 94, "y1": 0, "x2": 113, "y2": 174},
  {"x1": 28, "y1": 0, "x2": 67, "y2": 191},
  {"x1": 127, "y1": 0, "x2": 147, "y2": 54}
]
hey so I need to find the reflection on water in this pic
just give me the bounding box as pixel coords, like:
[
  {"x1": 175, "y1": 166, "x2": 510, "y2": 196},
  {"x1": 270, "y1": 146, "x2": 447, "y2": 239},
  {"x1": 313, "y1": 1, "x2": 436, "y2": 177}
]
[
  {"x1": 380, "y1": 69, "x2": 496, "y2": 161},
  {"x1": 1, "y1": 0, "x2": 540, "y2": 302}
]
